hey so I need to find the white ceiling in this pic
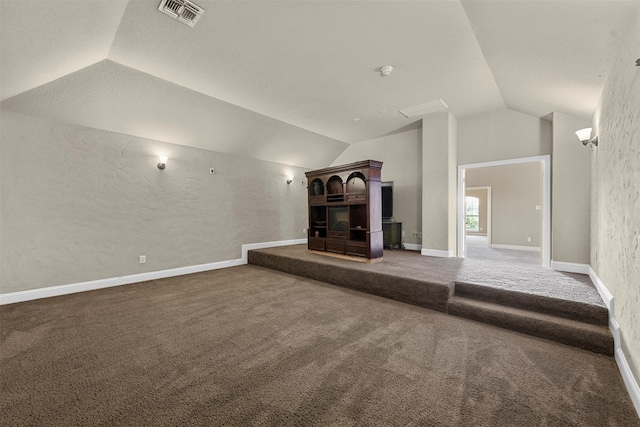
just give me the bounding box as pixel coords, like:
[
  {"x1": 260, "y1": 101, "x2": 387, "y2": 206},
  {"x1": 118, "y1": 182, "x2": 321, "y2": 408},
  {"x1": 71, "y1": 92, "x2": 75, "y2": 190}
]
[{"x1": 1, "y1": 0, "x2": 638, "y2": 169}]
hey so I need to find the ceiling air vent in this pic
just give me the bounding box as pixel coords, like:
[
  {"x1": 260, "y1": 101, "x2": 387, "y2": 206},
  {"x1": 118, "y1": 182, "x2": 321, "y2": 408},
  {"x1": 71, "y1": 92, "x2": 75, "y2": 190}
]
[
  {"x1": 399, "y1": 99, "x2": 448, "y2": 118},
  {"x1": 158, "y1": 0, "x2": 204, "y2": 28}
]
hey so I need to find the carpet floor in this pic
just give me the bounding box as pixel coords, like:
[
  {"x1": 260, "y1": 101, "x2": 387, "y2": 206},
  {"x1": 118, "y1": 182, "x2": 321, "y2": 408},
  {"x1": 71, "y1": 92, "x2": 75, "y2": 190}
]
[
  {"x1": 253, "y1": 244, "x2": 604, "y2": 308},
  {"x1": 2, "y1": 265, "x2": 638, "y2": 426}
]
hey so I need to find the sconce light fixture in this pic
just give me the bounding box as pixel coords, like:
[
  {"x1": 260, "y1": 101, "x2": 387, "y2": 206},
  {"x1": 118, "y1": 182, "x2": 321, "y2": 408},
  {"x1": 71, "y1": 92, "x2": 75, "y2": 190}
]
[
  {"x1": 286, "y1": 175, "x2": 294, "y2": 185},
  {"x1": 158, "y1": 156, "x2": 168, "y2": 170},
  {"x1": 575, "y1": 128, "x2": 598, "y2": 148}
]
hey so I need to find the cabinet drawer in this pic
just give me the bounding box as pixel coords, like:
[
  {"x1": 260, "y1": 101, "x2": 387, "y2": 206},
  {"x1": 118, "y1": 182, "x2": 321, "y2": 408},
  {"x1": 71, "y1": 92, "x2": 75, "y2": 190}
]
[
  {"x1": 326, "y1": 241, "x2": 345, "y2": 254},
  {"x1": 308, "y1": 238, "x2": 326, "y2": 251},
  {"x1": 345, "y1": 243, "x2": 366, "y2": 257},
  {"x1": 346, "y1": 193, "x2": 366, "y2": 202},
  {"x1": 328, "y1": 230, "x2": 348, "y2": 239},
  {"x1": 309, "y1": 195, "x2": 324, "y2": 204}
]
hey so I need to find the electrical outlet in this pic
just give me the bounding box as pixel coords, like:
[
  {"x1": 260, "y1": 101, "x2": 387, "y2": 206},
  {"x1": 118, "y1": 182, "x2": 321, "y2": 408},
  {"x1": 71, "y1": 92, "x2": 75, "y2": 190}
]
[
  {"x1": 139, "y1": 255, "x2": 146, "y2": 264},
  {"x1": 412, "y1": 231, "x2": 422, "y2": 238},
  {"x1": 209, "y1": 168, "x2": 215, "y2": 175},
  {"x1": 401, "y1": 231, "x2": 405, "y2": 237},
  {"x1": 303, "y1": 228, "x2": 307, "y2": 234},
  {"x1": 527, "y1": 237, "x2": 532, "y2": 243}
]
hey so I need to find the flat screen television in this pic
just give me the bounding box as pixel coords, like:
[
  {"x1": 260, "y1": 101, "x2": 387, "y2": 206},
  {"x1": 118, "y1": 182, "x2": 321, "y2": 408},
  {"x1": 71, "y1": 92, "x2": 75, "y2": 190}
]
[{"x1": 381, "y1": 181, "x2": 393, "y2": 221}]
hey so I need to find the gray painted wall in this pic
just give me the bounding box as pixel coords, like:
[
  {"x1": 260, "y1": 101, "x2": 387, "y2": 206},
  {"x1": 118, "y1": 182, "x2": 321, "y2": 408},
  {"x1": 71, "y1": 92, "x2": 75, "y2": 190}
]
[
  {"x1": 457, "y1": 108, "x2": 552, "y2": 165},
  {"x1": 592, "y1": 13, "x2": 640, "y2": 384},
  {"x1": 1, "y1": 110, "x2": 310, "y2": 293},
  {"x1": 331, "y1": 126, "x2": 422, "y2": 247},
  {"x1": 422, "y1": 113, "x2": 457, "y2": 254},
  {"x1": 551, "y1": 112, "x2": 591, "y2": 264},
  {"x1": 466, "y1": 163, "x2": 542, "y2": 248}
]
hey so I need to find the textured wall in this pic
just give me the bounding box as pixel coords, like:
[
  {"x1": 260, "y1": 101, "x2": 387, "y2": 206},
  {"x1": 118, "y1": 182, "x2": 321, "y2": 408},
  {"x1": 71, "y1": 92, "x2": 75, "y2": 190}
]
[
  {"x1": 458, "y1": 108, "x2": 552, "y2": 165},
  {"x1": 466, "y1": 163, "x2": 542, "y2": 248},
  {"x1": 551, "y1": 112, "x2": 591, "y2": 264},
  {"x1": 0, "y1": 111, "x2": 309, "y2": 293},
  {"x1": 592, "y1": 15, "x2": 640, "y2": 382},
  {"x1": 331, "y1": 126, "x2": 422, "y2": 246}
]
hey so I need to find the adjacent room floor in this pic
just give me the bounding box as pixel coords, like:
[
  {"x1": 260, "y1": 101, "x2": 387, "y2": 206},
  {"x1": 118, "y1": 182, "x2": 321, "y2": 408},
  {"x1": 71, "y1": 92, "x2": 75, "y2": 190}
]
[{"x1": 465, "y1": 235, "x2": 541, "y2": 266}]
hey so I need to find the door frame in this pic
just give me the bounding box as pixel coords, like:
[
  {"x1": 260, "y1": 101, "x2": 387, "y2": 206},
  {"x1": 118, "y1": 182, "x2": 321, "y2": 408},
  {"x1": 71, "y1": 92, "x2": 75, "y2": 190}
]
[{"x1": 457, "y1": 155, "x2": 550, "y2": 267}]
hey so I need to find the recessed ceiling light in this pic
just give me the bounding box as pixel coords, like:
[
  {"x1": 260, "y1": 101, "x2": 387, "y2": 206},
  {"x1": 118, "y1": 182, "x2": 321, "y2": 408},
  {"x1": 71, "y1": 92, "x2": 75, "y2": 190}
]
[{"x1": 353, "y1": 118, "x2": 361, "y2": 122}]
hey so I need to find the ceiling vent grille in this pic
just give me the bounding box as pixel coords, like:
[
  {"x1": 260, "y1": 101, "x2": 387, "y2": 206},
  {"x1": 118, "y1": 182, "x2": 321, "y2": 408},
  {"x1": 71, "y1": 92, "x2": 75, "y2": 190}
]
[
  {"x1": 399, "y1": 99, "x2": 448, "y2": 118},
  {"x1": 158, "y1": 0, "x2": 204, "y2": 28}
]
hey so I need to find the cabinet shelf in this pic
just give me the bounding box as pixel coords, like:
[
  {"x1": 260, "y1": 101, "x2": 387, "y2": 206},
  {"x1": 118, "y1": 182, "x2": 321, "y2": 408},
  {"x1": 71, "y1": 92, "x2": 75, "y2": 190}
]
[{"x1": 305, "y1": 160, "x2": 383, "y2": 261}]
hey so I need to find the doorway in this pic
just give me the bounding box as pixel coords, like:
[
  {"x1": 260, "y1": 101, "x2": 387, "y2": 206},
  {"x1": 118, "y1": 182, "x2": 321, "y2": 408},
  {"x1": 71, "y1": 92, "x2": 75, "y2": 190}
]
[{"x1": 457, "y1": 155, "x2": 551, "y2": 267}]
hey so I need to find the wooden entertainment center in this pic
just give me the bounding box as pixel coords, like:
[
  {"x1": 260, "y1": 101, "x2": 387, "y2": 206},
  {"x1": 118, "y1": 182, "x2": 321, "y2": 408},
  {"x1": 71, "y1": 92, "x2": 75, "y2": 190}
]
[{"x1": 305, "y1": 160, "x2": 383, "y2": 262}]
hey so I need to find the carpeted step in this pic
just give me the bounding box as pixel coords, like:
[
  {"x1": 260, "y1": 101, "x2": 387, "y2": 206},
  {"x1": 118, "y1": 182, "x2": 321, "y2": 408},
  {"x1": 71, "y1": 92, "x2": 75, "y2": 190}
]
[
  {"x1": 453, "y1": 281, "x2": 608, "y2": 326},
  {"x1": 248, "y1": 249, "x2": 452, "y2": 312},
  {"x1": 447, "y1": 295, "x2": 613, "y2": 356}
]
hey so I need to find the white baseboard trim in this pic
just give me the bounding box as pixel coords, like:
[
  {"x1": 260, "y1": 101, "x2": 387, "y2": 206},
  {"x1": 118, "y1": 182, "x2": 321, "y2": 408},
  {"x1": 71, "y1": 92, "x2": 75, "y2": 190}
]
[
  {"x1": 616, "y1": 341, "x2": 640, "y2": 417},
  {"x1": 490, "y1": 244, "x2": 541, "y2": 252},
  {"x1": 0, "y1": 238, "x2": 307, "y2": 306},
  {"x1": 589, "y1": 267, "x2": 614, "y2": 312},
  {"x1": 403, "y1": 243, "x2": 422, "y2": 251},
  {"x1": 241, "y1": 238, "x2": 306, "y2": 263},
  {"x1": 589, "y1": 267, "x2": 640, "y2": 418},
  {"x1": 420, "y1": 248, "x2": 455, "y2": 258},
  {"x1": 551, "y1": 261, "x2": 590, "y2": 275}
]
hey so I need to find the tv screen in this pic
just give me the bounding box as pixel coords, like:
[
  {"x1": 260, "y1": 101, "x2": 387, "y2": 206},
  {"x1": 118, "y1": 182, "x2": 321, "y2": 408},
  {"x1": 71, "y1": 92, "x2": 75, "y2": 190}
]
[{"x1": 381, "y1": 181, "x2": 393, "y2": 221}]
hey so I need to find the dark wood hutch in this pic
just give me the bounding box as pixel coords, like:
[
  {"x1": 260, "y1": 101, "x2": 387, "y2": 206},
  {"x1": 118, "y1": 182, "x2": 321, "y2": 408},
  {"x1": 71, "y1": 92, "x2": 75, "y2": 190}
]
[{"x1": 305, "y1": 160, "x2": 383, "y2": 262}]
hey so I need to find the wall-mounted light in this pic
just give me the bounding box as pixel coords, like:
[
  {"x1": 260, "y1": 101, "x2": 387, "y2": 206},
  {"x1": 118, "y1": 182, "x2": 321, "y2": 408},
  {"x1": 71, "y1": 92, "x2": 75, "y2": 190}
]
[
  {"x1": 286, "y1": 175, "x2": 294, "y2": 185},
  {"x1": 575, "y1": 128, "x2": 598, "y2": 148},
  {"x1": 158, "y1": 156, "x2": 168, "y2": 170}
]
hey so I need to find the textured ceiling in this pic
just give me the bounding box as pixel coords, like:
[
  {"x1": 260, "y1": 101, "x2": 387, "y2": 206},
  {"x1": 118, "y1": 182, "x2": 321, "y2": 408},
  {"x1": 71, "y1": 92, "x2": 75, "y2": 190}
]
[{"x1": 1, "y1": 0, "x2": 638, "y2": 168}]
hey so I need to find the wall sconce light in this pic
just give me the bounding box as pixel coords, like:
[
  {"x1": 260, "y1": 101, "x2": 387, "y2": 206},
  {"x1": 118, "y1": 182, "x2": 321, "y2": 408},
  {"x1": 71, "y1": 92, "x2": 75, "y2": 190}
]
[
  {"x1": 286, "y1": 175, "x2": 294, "y2": 185},
  {"x1": 575, "y1": 128, "x2": 598, "y2": 148},
  {"x1": 158, "y1": 156, "x2": 168, "y2": 170}
]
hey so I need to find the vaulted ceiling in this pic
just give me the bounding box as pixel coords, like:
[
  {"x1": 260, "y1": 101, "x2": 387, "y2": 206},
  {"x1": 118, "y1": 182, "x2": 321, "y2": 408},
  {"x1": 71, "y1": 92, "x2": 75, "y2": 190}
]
[{"x1": 1, "y1": 1, "x2": 638, "y2": 168}]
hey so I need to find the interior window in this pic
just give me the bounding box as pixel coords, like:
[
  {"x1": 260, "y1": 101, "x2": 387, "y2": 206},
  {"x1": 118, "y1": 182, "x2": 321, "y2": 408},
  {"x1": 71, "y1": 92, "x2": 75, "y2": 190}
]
[{"x1": 465, "y1": 196, "x2": 479, "y2": 232}]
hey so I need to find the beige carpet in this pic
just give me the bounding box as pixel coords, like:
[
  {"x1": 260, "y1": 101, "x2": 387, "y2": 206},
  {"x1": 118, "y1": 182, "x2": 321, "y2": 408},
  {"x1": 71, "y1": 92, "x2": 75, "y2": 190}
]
[{"x1": 2, "y1": 265, "x2": 638, "y2": 426}]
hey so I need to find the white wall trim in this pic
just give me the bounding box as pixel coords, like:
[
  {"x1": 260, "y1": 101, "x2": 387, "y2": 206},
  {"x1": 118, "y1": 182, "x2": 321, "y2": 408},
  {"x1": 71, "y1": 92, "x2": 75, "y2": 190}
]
[
  {"x1": 0, "y1": 238, "x2": 307, "y2": 306},
  {"x1": 490, "y1": 244, "x2": 541, "y2": 252},
  {"x1": 616, "y1": 345, "x2": 640, "y2": 418},
  {"x1": 551, "y1": 261, "x2": 590, "y2": 274},
  {"x1": 403, "y1": 243, "x2": 422, "y2": 251},
  {"x1": 589, "y1": 267, "x2": 640, "y2": 418},
  {"x1": 241, "y1": 239, "x2": 306, "y2": 263},
  {"x1": 589, "y1": 266, "x2": 614, "y2": 313},
  {"x1": 421, "y1": 248, "x2": 455, "y2": 258}
]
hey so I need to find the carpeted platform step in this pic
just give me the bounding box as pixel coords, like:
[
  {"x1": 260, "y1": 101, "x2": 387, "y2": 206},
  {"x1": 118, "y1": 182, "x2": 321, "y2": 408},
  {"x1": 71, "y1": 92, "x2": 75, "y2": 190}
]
[
  {"x1": 447, "y1": 296, "x2": 613, "y2": 356},
  {"x1": 454, "y1": 281, "x2": 608, "y2": 326},
  {"x1": 248, "y1": 248, "x2": 452, "y2": 312}
]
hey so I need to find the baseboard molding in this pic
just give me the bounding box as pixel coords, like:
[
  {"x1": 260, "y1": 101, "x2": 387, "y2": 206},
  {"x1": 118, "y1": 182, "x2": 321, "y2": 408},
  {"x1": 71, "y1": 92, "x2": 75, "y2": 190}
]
[
  {"x1": 0, "y1": 238, "x2": 307, "y2": 306},
  {"x1": 589, "y1": 267, "x2": 640, "y2": 418},
  {"x1": 551, "y1": 261, "x2": 590, "y2": 275},
  {"x1": 403, "y1": 243, "x2": 421, "y2": 251},
  {"x1": 490, "y1": 244, "x2": 541, "y2": 252},
  {"x1": 241, "y1": 239, "x2": 306, "y2": 263},
  {"x1": 616, "y1": 343, "x2": 640, "y2": 417},
  {"x1": 589, "y1": 267, "x2": 614, "y2": 312},
  {"x1": 420, "y1": 248, "x2": 455, "y2": 258}
]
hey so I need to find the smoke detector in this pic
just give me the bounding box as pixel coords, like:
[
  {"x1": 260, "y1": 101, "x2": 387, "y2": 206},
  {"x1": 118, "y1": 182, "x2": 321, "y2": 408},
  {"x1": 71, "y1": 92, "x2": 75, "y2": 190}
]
[
  {"x1": 158, "y1": 0, "x2": 204, "y2": 28},
  {"x1": 380, "y1": 66, "x2": 393, "y2": 76}
]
